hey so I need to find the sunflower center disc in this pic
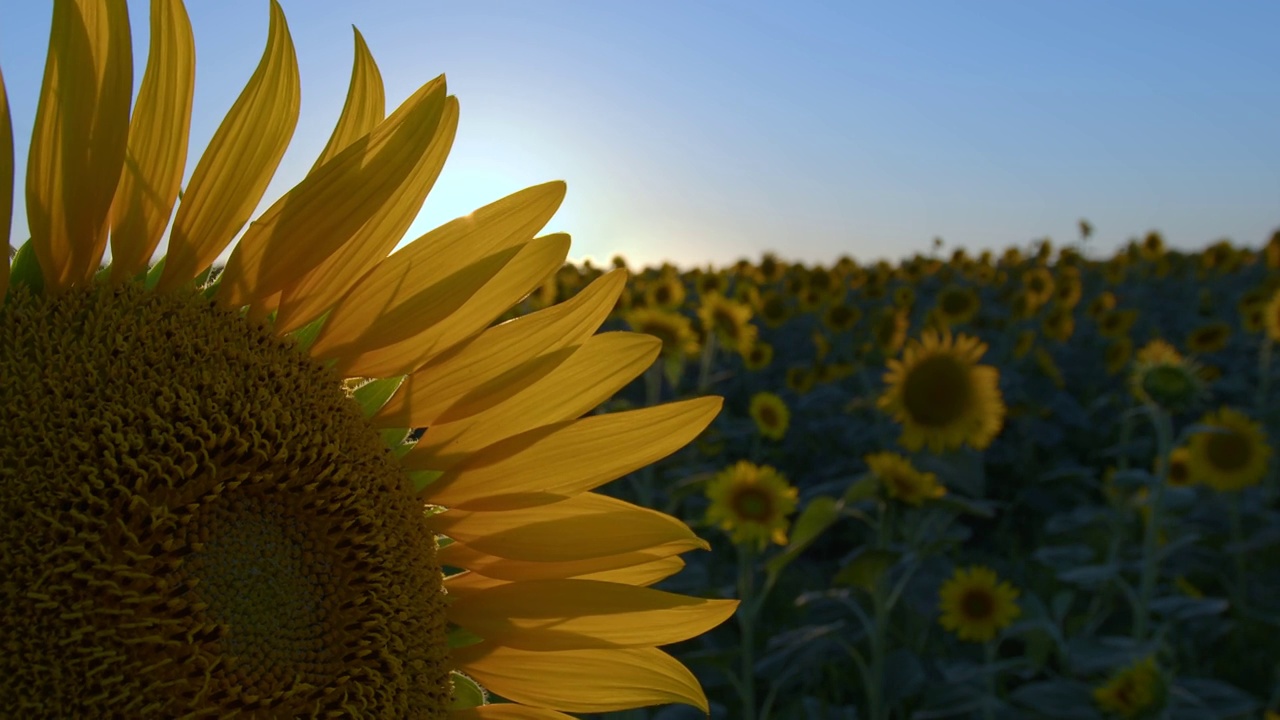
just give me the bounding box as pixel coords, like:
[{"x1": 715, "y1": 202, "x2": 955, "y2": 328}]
[
  {"x1": 0, "y1": 284, "x2": 451, "y2": 717},
  {"x1": 1206, "y1": 430, "x2": 1250, "y2": 472},
  {"x1": 732, "y1": 489, "x2": 773, "y2": 522},
  {"x1": 960, "y1": 589, "x2": 995, "y2": 620},
  {"x1": 902, "y1": 355, "x2": 972, "y2": 427}
]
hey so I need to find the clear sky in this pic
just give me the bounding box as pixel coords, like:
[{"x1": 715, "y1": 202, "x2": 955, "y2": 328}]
[{"x1": 2, "y1": 1, "x2": 1277, "y2": 269}]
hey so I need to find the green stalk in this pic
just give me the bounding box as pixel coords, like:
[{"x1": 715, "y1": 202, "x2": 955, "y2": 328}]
[
  {"x1": 866, "y1": 502, "x2": 894, "y2": 720},
  {"x1": 1134, "y1": 403, "x2": 1172, "y2": 640},
  {"x1": 697, "y1": 332, "x2": 719, "y2": 393},
  {"x1": 736, "y1": 542, "x2": 759, "y2": 720},
  {"x1": 1228, "y1": 493, "x2": 1248, "y2": 616},
  {"x1": 983, "y1": 639, "x2": 998, "y2": 720}
]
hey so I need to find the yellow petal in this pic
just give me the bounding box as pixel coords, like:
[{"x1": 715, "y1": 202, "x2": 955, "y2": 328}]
[
  {"x1": 217, "y1": 76, "x2": 447, "y2": 308},
  {"x1": 453, "y1": 645, "x2": 709, "y2": 714},
  {"x1": 375, "y1": 268, "x2": 626, "y2": 428},
  {"x1": 410, "y1": 332, "x2": 659, "y2": 465},
  {"x1": 576, "y1": 556, "x2": 687, "y2": 586},
  {"x1": 326, "y1": 233, "x2": 571, "y2": 378},
  {"x1": 420, "y1": 397, "x2": 722, "y2": 510},
  {"x1": 309, "y1": 28, "x2": 384, "y2": 171},
  {"x1": 0, "y1": 68, "x2": 12, "y2": 301},
  {"x1": 107, "y1": 0, "x2": 194, "y2": 281},
  {"x1": 444, "y1": 570, "x2": 506, "y2": 593},
  {"x1": 155, "y1": 0, "x2": 299, "y2": 292},
  {"x1": 274, "y1": 96, "x2": 458, "y2": 334},
  {"x1": 429, "y1": 492, "x2": 705, "y2": 562},
  {"x1": 26, "y1": 0, "x2": 132, "y2": 290},
  {"x1": 448, "y1": 579, "x2": 737, "y2": 651},
  {"x1": 310, "y1": 182, "x2": 564, "y2": 360},
  {"x1": 439, "y1": 542, "x2": 693, "y2": 583},
  {"x1": 450, "y1": 705, "x2": 577, "y2": 720}
]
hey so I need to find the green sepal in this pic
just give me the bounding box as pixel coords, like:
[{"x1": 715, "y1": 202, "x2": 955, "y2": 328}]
[
  {"x1": 9, "y1": 240, "x2": 43, "y2": 293},
  {"x1": 287, "y1": 311, "x2": 329, "y2": 355},
  {"x1": 448, "y1": 627, "x2": 485, "y2": 650},
  {"x1": 143, "y1": 257, "x2": 166, "y2": 289},
  {"x1": 380, "y1": 427, "x2": 409, "y2": 451},
  {"x1": 410, "y1": 470, "x2": 443, "y2": 494},
  {"x1": 448, "y1": 671, "x2": 487, "y2": 709},
  {"x1": 352, "y1": 375, "x2": 405, "y2": 417}
]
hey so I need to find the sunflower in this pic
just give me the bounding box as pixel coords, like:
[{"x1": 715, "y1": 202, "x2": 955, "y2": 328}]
[
  {"x1": 1040, "y1": 303, "x2": 1075, "y2": 343},
  {"x1": 1104, "y1": 257, "x2": 1129, "y2": 285},
  {"x1": 871, "y1": 306, "x2": 910, "y2": 357},
  {"x1": 937, "y1": 566, "x2": 1021, "y2": 643},
  {"x1": 813, "y1": 330, "x2": 832, "y2": 362},
  {"x1": 1, "y1": 4, "x2": 735, "y2": 716},
  {"x1": 625, "y1": 308, "x2": 700, "y2": 360},
  {"x1": 878, "y1": 330, "x2": 1006, "y2": 452},
  {"x1": 821, "y1": 300, "x2": 862, "y2": 333},
  {"x1": 1129, "y1": 339, "x2": 1205, "y2": 412},
  {"x1": 1185, "y1": 321, "x2": 1231, "y2": 354},
  {"x1": 786, "y1": 365, "x2": 816, "y2": 395},
  {"x1": 1054, "y1": 271, "x2": 1081, "y2": 308},
  {"x1": 748, "y1": 392, "x2": 790, "y2": 441},
  {"x1": 865, "y1": 452, "x2": 945, "y2": 506},
  {"x1": 1139, "y1": 231, "x2": 1165, "y2": 262},
  {"x1": 1092, "y1": 656, "x2": 1164, "y2": 718},
  {"x1": 643, "y1": 273, "x2": 686, "y2": 310},
  {"x1": 1097, "y1": 308, "x2": 1139, "y2": 340},
  {"x1": 1163, "y1": 447, "x2": 1195, "y2": 487},
  {"x1": 933, "y1": 284, "x2": 980, "y2": 326},
  {"x1": 1104, "y1": 337, "x2": 1134, "y2": 376},
  {"x1": 1264, "y1": 289, "x2": 1280, "y2": 343},
  {"x1": 695, "y1": 269, "x2": 727, "y2": 297},
  {"x1": 758, "y1": 290, "x2": 791, "y2": 328},
  {"x1": 697, "y1": 293, "x2": 757, "y2": 355},
  {"x1": 891, "y1": 283, "x2": 916, "y2": 310},
  {"x1": 1021, "y1": 267, "x2": 1055, "y2": 308},
  {"x1": 743, "y1": 341, "x2": 774, "y2": 371},
  {"x1": 1087, "y1": 291, "x2": 1117, "y2": 320},
  {"x1": 1187, "y1": 408, "x2": 1272, "y2": 492},
  {"x1": 704, "y1": 462, "x2": 798, "y2": 551},
  {"x1": 758, "y1": 252, "x2": 786, "y2": 283}
]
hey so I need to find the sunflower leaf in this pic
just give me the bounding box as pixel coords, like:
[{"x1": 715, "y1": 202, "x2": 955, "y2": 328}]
[
  {"x1": 447, "y1": 670, "x2": 486, "y2": 709},
  {"x1": 765, "y1": 495, "x2": 841, "y2": 588},
  {"x1": 834, "y1": 548, "x2": 900, "y2": 593}
]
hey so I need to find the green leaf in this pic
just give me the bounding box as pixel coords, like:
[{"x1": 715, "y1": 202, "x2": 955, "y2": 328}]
[
  {"x1": 765, "y1": 495, "x2": 841, "y2": 586},
  {"x1": 448, "y1": 671, "x2": 487, "y2": 709},
  {"x1": 935, "y1": 494, "x2": 997, "y2": 518},
  {"x1": 9, "y1": 240, "x2": 43, "y2": 293},
  {"x1": 842, "y1": 474, "x2": 878, "y2": 504},
  {"x1": 833, "y1": 548, "x2": 899, "y2": 593},
  {"x1": 351, "y1": 375, "x2": 405, "y2": 417}
]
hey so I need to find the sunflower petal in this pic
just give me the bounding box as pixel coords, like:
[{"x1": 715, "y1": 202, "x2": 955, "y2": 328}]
[
  {"x1": 420, "y1": 397, "x2": 722, "y2": 509},
  {"x1": 452, "y1": 645, "x2": 709, "y2": 714},
  {"x1": 26, "y1": 0, "x2": 132, "y2": 290},
  {"x1": 429, "y1": 492, "x2": 705, "y2": 562},
  {"x1": 107, "y1": 0, "x2": 194, "y2": 281},
  {"x1": 410, "y1": 332, "x2": 659, "y2": 463},
  {"x1": 0, "y1": 68, "x2": 12, "y2": 301},
  {"x1": 375, "y1": 268, "x2": 626, "y2": 428},
  {"x1": 217, "y1": 76, "x2": 447, "y2": 308},
  {"x1": 275, "y1": 96, "x2": 458, "y2": 334},
  {"x1": 156, "y1": 0, "x2": 299, "y2": 292},
  {"x1": 450, "y1": 704, "x2": 578, "y2": 720},
  {"x1": 326, "y1": 233, "x2": 571, "y2": 378},
  {"x1": 309, "y1": 182, "x2": 564, "y2": 359},
  {"x1": 448, "y1": 579, "x2": 736, "y2": 651},
  {"x1": 439, "y1": 542, "x2": 694, "y2": 583},
  {"x1": 310, "y1": 28, "x2": 385, "y2": 171}
]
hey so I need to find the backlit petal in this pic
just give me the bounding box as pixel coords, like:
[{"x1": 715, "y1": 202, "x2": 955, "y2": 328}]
[
  {"x1": 26, "y1": 0, "x2": 132, "y2": 290},
  {"x1": 453, "y1": 645, "x2": 709, "y2": 713},
  {"x1": 420, "y1": 397, "x2": 722, "y2": 509},
  {"x1": 0, "y1": 68, "x2": 12, "y2": 301},
  {"x1": 450, "y1": 705, "x2": 577, "y2": 720},
  {"x1": 439, "y1": 542, "x2": 693, "y2": 583},
  {"x1": 310, "y1": 28, "x2": 384, "y2": 171},
  {"x1": 156, "y1": 0, "x2": 299, "y2": 292},
  {"x1": 108, "y1": 0, "x2": 194, "y2": 281}
]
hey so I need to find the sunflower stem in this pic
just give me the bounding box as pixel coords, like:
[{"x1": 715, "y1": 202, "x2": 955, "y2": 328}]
[
  {"x1": 866, "y1": 502, "x2": 894, "y2": 720},
  {"x1": 982, "y1": 639, "x2": 998, "y2": 720},
  {"x1": 1228, "y1": 492, "x2": 1249, "y2": 616},
  {"x1": 697, "y1": 332, "x2": 718, "y2": 394},
  {"x1": 1134, "y1": 403, "x2": 1171, "y2": 641},
  {"x1": 736, "y1": 542, "x2": 760, "y2": 720}
]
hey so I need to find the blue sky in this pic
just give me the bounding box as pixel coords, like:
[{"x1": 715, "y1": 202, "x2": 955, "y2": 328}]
[{"x1": 2, "y1": 1, "x2": 1277, "y2": 268}]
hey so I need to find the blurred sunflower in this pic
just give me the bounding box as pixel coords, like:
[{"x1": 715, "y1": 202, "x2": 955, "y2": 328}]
[
  {"x1": 697, "y1": 293, "x2": 757, "y2": 355},
  {"x1": 821, "y1": 300, "x2": 862, "y2": 333},
  {"x1": 865, "y1": 452, "x2": 945, "y2": 506},
  {"x1": 1139, "y1": 231, "x2": 1165, "y2": 262},
  {"x1": 813, "y1": 330, "x2": 832, "y2": 362},
  {"x1": 1187, "y1": 408, "x2": 1272, "y2": 492},
  {"x1": 933, "y1": 284, "x2": 980, "y2": 326},
  {"x1": 1087, "y1": 290, "x2": 1117, "y2": 321},
  {"x1": 695, "y1": 268, "x2": 727, "y2": 297},
  {"x1": 1040, "y1": 303, "x2": 1075, "y2": 343},
  {"x1": 871, "y1": 306, "x2": 910, "y2": 357},
  {"x1": 1264, "y1": 289, "x2": 1280, "y2": 343},
  {"x1": 937, "y1": 566, "x2": 1021, "y2": 643},
  {"x1": 878, "y1": 330, "x2": 1006, "y2": 452},
  {"x1": 625, "y1": 307, "x2": 700, "y2": 360},
  {"x1": 1021, "y1": 267, "x2": 1055, "y2": 308},
  {"x1": 1054, "y1": 268, "x2": 1083, "y2": 308},
  {"x1": 1097, "y1": 308, "x2": 1139, "y2": 340},
  {"x1": 743, "y1": 341, "x2": 774, "y2": 371},
  {"x1": 786, "y1": 365, "x2": 816, "y2": 395},
  {"x1": 1129, "y1": 339, "x2": 1205, "y2": 412},
  {"x1": 1092, "y1": 656, "x2": 1164, "y2": 719},
  {"x1": 758, "y1": 252, "x2": 786, "y2": 283},
  {"x1": 891, "y1": 283, "x2": 915, "y2": 310},
  {"x1": 758, "y1": 290, "x2": 791, "y2": 328},
  {"x1": 0, "y1": 3, "x2": 734, "y2": 715},
  {"x1": 704, "y1": 462, "x2": 798, "y2": 551},
  {"x1": 1185, "y1": 321, "x2": 1231, "y2": 354},
  {"x1": 1104, "y1": 256, "x2": 1129, "y2": 285},
  {"x1": 748, "y1": 392, "x2": 790, "y2": 441},
  {"x1": 644, "y1": 273, "x2": 686, "y2": 311},
  {"x1": 1163, "y1": 447, "x2": 1195, "y2": 487}
]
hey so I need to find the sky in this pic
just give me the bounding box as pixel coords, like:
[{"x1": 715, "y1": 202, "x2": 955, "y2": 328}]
[{"x1": 1, "y1": 1, "x2": 1277, "y2": 269}]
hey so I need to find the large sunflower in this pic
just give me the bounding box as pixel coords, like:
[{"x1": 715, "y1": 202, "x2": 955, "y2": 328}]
[
  {"x1": 1, "y1": 3, "x2": 735, "y2": 716},
  {"x1": 704, "y1": 461, "x2": 798, "y2": 551},
  {"x1": 878, "y1": 330, "x2": 1006, "y2": 452}
]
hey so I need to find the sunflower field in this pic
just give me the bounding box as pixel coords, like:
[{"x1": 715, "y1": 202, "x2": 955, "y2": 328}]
[{"x1": 513, "y1": 231, "x2": 1280, "y2": 720}]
